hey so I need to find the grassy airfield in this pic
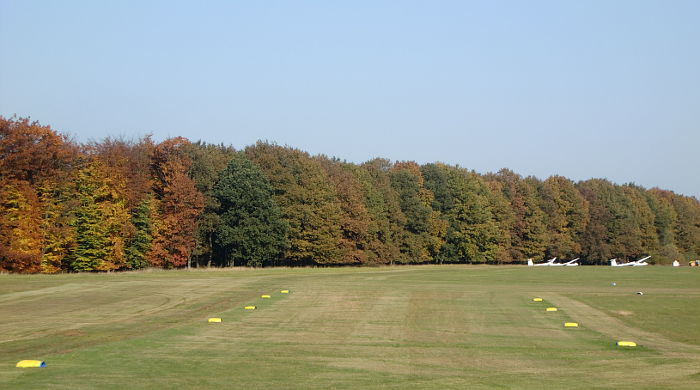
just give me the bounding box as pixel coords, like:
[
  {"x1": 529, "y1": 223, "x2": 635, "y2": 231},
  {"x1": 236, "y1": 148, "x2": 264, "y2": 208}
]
[{"x1": 1, "y1": 266, "x2": 699, "y2": 389}]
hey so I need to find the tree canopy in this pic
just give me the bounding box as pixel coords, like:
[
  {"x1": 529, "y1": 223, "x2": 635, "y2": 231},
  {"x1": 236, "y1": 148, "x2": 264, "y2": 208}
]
[{"x1": 1, "y1": 116, "x2": 698, "y2": 272}]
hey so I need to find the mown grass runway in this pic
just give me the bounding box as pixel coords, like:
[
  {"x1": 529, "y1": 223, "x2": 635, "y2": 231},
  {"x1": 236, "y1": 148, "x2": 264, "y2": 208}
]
[{"x1": 1, "y1": 266, "x2": 699, "y2": 389}]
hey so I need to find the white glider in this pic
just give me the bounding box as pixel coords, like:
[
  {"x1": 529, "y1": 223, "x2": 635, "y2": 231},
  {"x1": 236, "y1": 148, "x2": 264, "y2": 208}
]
[
  {"x1": 562, "y1": 258, "x2": 580, "y2": 266},
  {"x1": 610, "y1": 256, "x2": 650, "y2": 267},
  {"x1": 527, "y1": 257, "x2": 560, "y2": 267}
]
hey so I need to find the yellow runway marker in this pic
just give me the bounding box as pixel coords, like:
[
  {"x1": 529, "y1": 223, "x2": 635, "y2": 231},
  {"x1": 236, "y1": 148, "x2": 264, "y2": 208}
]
[
  {"x1": 16, "y1": 360, "x2": 45, "y2": 368},
  {"x1": 208, "y1": 318, "x2": 222, "y2": 323},
  {"x1": 546, "y1": 307, "x2": 558, "y2": 312}
]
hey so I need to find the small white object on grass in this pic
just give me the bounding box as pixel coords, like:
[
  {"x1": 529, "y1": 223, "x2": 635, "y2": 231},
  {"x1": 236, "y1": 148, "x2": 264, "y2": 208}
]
[
  {"x1": 612, "y1": 282, "x2": 616, "y2": 286},
  {"x1": 636, "y1": 291, "x2": 644, "y2": 295}
]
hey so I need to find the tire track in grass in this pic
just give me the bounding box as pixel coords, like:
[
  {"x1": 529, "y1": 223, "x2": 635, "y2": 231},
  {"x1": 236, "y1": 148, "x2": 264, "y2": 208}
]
[{"x1": 547, "y1": 294, "x2": 700, "y2": 356}]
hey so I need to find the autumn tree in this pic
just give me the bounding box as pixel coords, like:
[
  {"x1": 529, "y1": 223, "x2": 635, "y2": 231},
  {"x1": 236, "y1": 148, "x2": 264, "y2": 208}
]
[
  {"x1": 317, "y1": 157, "x2": 371, "y2": 264},
  {"x1": 0, "y1": 117, "x2": 76, "y2": 273},
  {"x1": 245, "y1": 142, "x2": 343, "y2": 265},
  {"x1": 2, "y1": 115, "x2": 699, "y2": 272},
  {"x1": 482, "y1": 179, "x2": 515, "y2": 263},
  {"x1": 357, "y1": 159, "x2": 405, "y2": 264},
  {"x1": 0, "y1": 180, "x2": 43, "y2": 272},
  {"x1": 0, "y1": 116, "x2": 76, "y2": 185},
  {"x1": 390, "y1": 162, "x2": 445, "y2": 263},
  {"x1": 642, "y1": 189, "x2": 700, "y2": 263},
  {"x1": 91, "y1": 137, "x2": 155, "y2": 270},
  {"x1": 91, "y1": 137, "x2": 154, "y2": 209},
  {"x1": 423, "y1": 163, "x2": 499, "y2": 263},
  {"x1": 669, "y1": 192, "x2": 700, "y2": 261},
  {"x1": 622, "y1": 185, "x2": 659, "y2": 259},
  {"x1": 539, "y1": 175, "x2": 589, "y2": 260},
  {"x1": 483, "y1": 169, "x2": 546, "y2": 262},
  {"x1": 577, "y1": 179, "x2": 658, "y2": 263},
  {"x1": 148, "y1": 138, "x2": 205, "y2": 268},
  {"x1": 644, "y1": 188, "x2": 679, "y2": 261}
]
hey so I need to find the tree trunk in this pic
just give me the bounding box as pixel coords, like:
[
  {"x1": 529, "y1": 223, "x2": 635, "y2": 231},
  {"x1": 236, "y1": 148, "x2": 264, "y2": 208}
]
[{"x1": 207, "y1": 233, "x2": 213, "y2": 267}]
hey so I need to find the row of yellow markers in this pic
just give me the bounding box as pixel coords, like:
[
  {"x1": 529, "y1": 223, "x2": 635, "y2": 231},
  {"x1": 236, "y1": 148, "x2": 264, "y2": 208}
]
[
  {"x1": 531, "y1": 297, "x2": 637, "y2": 348},
  {"x1": 207, "y1": 289, "x2": 291, "y2": 323}
]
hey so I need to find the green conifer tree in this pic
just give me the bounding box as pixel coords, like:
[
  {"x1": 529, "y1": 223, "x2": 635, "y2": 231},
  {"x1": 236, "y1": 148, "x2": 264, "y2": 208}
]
[
  {"x1": 125, "y1": 196, "x2": 153, "y2": 269},
  {"x1": 70, "y1": 165, "x2": 111, "y2": 271}
]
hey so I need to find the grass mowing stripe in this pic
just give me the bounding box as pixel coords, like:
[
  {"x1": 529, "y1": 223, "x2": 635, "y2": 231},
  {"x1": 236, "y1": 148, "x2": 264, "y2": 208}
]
[{"x1": 1, "y1": 266, "x2": 699, "y2": 389}]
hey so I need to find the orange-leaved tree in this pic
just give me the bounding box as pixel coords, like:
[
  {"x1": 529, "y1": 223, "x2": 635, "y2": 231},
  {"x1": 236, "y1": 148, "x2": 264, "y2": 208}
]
[{"x1": 148, "y1": 137, "x2": 204, "y2": 268}]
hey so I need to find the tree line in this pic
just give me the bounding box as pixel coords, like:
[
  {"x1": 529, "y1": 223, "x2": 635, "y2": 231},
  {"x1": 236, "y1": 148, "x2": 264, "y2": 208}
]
[{"x1": 1, "y1": 116, "x2": 698, "y2": 272}]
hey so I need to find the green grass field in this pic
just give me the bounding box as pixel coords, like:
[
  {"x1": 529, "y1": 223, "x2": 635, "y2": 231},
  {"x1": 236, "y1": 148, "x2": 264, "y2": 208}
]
[{"x1": 1, "y1": 266, "x2": 699, "y2": 389}]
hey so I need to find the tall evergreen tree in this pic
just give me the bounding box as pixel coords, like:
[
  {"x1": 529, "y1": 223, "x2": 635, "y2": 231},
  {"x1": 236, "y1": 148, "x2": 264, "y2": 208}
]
[
  {"x1": 124, "y1": 196, "x2": 153, "y2": 269},
  {"x1": 38, "y1": 179, "x2": 77, "y2": 273},
  {"x1": 67, "y1": 161, "x2": 131, "y2": 271},
  {"x1": 69, "y1": 164, "x2": 112, "y2": 271}
]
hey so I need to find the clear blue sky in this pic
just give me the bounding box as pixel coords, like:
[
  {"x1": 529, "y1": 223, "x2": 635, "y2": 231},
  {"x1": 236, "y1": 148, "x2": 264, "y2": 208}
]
[{"x1": 1, "y1": 0, "x2": 698, "y2": 197}]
